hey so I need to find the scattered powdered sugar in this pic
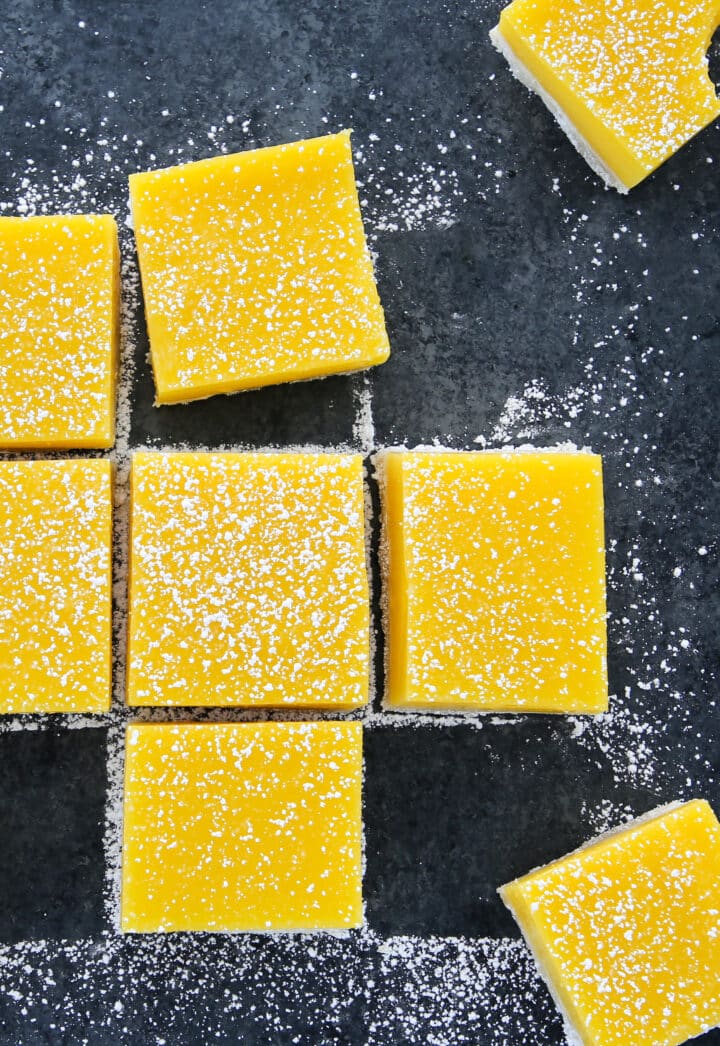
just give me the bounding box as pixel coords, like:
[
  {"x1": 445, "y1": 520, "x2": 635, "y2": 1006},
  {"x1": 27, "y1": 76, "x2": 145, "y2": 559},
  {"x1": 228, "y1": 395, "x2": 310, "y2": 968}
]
[
  {"x1": 372, "y1": 933, "x2": 559, "y2": 1044},
  {"x1": 103, "y1": 720, "x2": 126, "y2": 930},
  {"x1": 113, "y1": 251, "x2": 140, "y2": 458},
  {"x1": 352, "y1": 373, "x2": 376, "y2": 456},
  {"x1": 580, "y1": 795, "x2": 637, "y2": 836},
  {"x1": 0, "y1": 927, "x2": 558, "y2": 1046},
  {"x1": 473, "y1": 379, "x2": 591, "y2": 446},
  {"x1": 356, "y1": 152, "x2": 463, "y2": 235}
]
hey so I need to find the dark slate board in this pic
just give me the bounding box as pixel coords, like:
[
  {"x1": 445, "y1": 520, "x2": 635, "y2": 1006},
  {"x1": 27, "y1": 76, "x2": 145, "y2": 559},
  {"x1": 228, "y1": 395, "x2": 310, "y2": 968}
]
[{"x1": 0, "y1": 0, "x2": 719, "y2": 1043}]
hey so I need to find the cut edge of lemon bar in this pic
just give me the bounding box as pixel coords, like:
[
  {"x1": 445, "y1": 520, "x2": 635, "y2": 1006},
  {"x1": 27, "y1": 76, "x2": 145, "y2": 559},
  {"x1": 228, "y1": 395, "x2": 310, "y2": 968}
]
[{"x1": 489, "y1": 23, "x2": 635, "y2": 193}]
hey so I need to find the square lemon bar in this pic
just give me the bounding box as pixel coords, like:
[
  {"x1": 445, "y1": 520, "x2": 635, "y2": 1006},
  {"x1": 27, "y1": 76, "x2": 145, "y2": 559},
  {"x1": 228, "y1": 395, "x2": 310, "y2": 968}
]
[
  {"x1": 500, "y1": 800, "x2": 720, "y2": 1046},
  {"x1": 491, "y1": 0, "x2": 720, "y2": 192},
  {"x1": 127, "y1": 452, "x2": 369, "y2": 707},
  {"x1": 0, "y1": 215, "x2": 119, "y2": 448},
  {"x1": 129, "y1": 130, "x2": 390, "y2": 404},
  {"x1": 0, "y1": 460, "x2": 113, "y2": 713},
  {"x1": 379, "y1": 449, "x2": 607, "y2": 712},
  {"x1": 121, "y1": 721, "x2": 363, "y2": 933}
]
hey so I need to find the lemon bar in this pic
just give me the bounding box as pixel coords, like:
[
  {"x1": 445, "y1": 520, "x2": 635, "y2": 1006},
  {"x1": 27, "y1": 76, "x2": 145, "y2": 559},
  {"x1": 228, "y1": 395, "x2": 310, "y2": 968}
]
[
  {"x1": 379, "y1": 449, "x2": 607, "y2": 712},
  {"x1": 0, "y1": 215, "x2": 119, "y2": 448},
  {"x1": 127, "y1": 451, "x2": 369, "y2": 707},
  {"x1": 121, "y1": 721, "x2": 363, "y2": 933},
  {"x1": 0, "y1": 460, "x2": 113, "y2": 713},
  {"x1": 500, "y1": 800, "x2": 720, "y2": 1046},
  {"x1": 129, "y1": 131, "x2": 390, "y2": 404},
  {"x1": 491, "y1": 0, "x2": 720, "y2": 192}
]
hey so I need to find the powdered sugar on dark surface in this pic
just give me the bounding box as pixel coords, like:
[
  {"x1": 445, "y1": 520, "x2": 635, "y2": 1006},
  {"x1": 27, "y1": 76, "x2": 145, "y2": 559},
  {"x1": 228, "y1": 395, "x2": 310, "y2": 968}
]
[{"x1": 1, "y1": 0, "x2": 719, "y2": 1043}]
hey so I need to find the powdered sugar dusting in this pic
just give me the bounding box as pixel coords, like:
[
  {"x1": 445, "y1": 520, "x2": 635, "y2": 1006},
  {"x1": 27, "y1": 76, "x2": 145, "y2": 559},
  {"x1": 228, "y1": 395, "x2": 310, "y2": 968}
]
[
  {"x1": 353, "y1": 373, "x2": 376, "y2": 455},
  {"x1": 373, "y1": 933, "x2": 560, "y2": 1044},
  {"x1": 127, "y1": 452, "x2": 369, "y2": 708},
  {"x1": 129, "y1": 132, "x2": 389, "y2": 403},
  {"x1": 0, "y1": 928, "x2": 558, "y2": 1045},
  {"x1": 356, "y1": 150, "x2": 463, "y2": 234},
  {"x1": 580, "y1": 795, "x2": 637, "y2": 836}
]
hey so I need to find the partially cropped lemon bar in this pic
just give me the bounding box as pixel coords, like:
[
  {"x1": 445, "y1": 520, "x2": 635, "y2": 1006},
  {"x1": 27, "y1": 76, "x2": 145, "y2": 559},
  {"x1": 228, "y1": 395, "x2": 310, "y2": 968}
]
[
  {"x1": 379, "y1": 449, "x2": 607, "y2": 712},
  {"x1": 501, "y1": 800, "x2": 720, "y2": 1046},
  {"x1": 129, "y1": 130, "x2": 389, "y2": 404},
  {"x1": 0, "y1": 460, "x2": 113, "y2": 714},
  {"x1": 0, "y1": 215, "x2": 119, "y2": 449},
  {"x1": 122, "y1": 721, "x2": 363, "y2": 933},
  {"x1": 491, "y1": 0, "x2": 720, "y2": 191},
  {"x1": 127, "y1": 451, "x2": 369, "y2": 707}
]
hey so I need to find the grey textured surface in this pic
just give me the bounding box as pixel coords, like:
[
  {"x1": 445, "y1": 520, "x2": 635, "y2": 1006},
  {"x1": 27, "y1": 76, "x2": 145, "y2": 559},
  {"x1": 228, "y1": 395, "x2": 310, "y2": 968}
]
[{"x1": 0, "y1": 0, "x2": 719, "y2": 1043}]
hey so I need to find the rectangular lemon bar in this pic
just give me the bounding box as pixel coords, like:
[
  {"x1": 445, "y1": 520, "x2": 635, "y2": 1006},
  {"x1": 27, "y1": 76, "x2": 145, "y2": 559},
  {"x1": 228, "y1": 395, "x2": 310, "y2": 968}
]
[
  {"x1": 0, "y1": 460, "x2": 113, "y2": 714},
  {"x1": 127, "y1": 451, "x2": 369, "y2": 707},
  {"x1": 129, "y1": 130, "x2": 390, "y2": 404},
  {"x1": 500, "y1": 800, "x2": 720, "y2": 1046},
  {"x1": 121, "y1": 721, "x2": 363, "y2": 933},
  {"x1": 0, "y1": 215, "x2": 119, "y2": 448},
  {"x1": 491, "y1": 0, "x2": 720, "y2": 192},
  {"x1": 379, "y1": 449, "x2": 607, "y2": 712}
]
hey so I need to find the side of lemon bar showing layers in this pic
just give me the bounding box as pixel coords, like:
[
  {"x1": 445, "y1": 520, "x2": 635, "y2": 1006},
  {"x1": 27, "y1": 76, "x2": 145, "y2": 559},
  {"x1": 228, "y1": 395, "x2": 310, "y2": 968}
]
[
  {"x1": 129, "y1": 130, "x2": 390, "y2": 404},
  {"x1": 122, "y1": 721, "x2": 363, "y2": 933},
  {"x1": 0, "y1": 215, "x2": 119, "y2": 448},
  {"x1": 0, "y1": 460, "x2": 113, "y2": 713},
  {"x1": 490, "y1": 0, "x2": 720, "y2": 192},
  {"x1": 127, "y1": 451, "x2": 369, "y2": 707},
  {"x1": 500, "y1": 800, "x2": 720, "y2": 1046},
  {"x1": 379, "y1": 449, "x2": 607, "y2": 712}
]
